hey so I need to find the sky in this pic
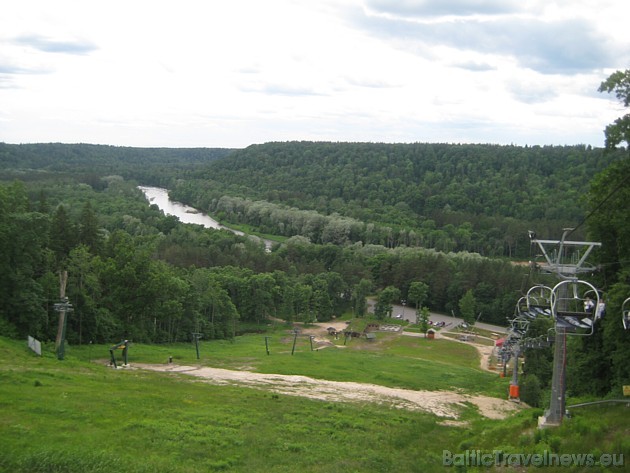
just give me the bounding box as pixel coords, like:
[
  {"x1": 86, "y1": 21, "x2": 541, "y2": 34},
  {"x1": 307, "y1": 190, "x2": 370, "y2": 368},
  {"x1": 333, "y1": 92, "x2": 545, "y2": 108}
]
[{"x1": 1, "y1": 0, "x2": 629, "y2": 149}]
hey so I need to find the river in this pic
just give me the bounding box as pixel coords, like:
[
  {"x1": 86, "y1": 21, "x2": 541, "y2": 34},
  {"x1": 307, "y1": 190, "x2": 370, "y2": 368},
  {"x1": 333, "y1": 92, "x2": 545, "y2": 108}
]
[{"x1": 138, "y1": 186, "x2": 272, "y2": 250}]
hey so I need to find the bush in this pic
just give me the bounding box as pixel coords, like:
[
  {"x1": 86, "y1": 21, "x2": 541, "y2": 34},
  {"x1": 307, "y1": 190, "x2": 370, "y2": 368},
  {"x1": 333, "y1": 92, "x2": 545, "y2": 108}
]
[{"x1": 520, "y1": 374, "x2": 542, "y2": 407}]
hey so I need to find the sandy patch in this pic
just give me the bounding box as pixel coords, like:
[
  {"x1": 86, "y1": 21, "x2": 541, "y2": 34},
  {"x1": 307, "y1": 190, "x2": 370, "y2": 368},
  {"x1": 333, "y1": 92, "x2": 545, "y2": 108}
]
[
  {"x1": 474, "y1": 344, "x2": 497, "y2": 372},
  {"x1": 134, "y1": 363, "x2": 520, "y2": 421}
]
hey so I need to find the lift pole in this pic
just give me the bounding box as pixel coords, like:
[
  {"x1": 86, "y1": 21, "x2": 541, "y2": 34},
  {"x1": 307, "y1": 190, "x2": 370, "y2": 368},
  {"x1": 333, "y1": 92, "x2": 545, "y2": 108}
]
[
  {"x1": 191, "y1": 332, "x2": 203, "y2": 360},
  {"x1": 509, "y1": 344, "x2": 521, "y2": 400},
  {"x1": 545, "y1": 326, "x2": 567, "y2": 424}
]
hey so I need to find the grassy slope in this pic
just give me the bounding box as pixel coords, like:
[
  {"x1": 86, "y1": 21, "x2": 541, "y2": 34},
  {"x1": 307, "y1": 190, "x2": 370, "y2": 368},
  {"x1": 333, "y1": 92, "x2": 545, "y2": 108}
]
[
  {"x1": 1, "y1": 335, "x2": 628, "y2": 472},
  {"x1": 85, "y1": 328, "x2": 504, "y2": 396}
]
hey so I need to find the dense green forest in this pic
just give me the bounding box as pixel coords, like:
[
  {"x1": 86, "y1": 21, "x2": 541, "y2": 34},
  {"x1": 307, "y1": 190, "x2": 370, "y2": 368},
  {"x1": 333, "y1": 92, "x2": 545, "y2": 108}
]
[
  {"x1": 0, "y1": 174, "x2": 530, "y2": 341},
  {"x1": 1, "y1": 138, "x2": 628, "y2": 400},
  {"x1": 1, "y1": 67, "x2": 629, "y2": 401},
  {"x1": 167, "y1": 142, "x2": 625, "y2": 258},
  {"x1": 0, "y1": 142, "x2": 232, "y2": 188},
  {"x1": 3, "y1": 141, "x2": 625, "y2": 258}
]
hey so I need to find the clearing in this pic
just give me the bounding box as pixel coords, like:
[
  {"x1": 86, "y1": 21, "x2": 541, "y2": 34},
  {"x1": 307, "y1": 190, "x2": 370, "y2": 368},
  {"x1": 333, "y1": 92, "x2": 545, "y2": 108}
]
[{"x1": 135, "y1": 363, "x2": 520, "y2": 420}]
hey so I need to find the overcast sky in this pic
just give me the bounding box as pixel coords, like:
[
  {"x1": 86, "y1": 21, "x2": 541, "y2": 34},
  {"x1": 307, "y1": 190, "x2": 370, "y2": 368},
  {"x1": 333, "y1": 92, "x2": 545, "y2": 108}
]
[{"x1": 1, "y1": 0, "x2": 629, "y2": 149}]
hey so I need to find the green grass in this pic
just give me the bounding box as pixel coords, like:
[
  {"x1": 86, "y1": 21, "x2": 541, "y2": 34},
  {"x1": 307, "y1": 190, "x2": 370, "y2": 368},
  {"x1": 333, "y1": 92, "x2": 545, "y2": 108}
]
[
  {"x1": 0, "y1": 337, "x2": 466, "y2": 472},
  {"x1": 69, "y1": 327, "x2": 506, "y2": 396},
  {"x1": 459, "y1": 406, "x2": 630, "y2": 472},
  {"x1": 2, "y1": 335, "x2": 628, "y2": 473}
]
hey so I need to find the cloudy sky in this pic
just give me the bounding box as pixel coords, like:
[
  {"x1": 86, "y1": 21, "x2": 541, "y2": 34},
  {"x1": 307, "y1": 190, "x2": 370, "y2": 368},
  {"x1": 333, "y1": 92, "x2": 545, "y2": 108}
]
[{"x1": 1, "y1": 0, "x2": 629, "y2": 148}]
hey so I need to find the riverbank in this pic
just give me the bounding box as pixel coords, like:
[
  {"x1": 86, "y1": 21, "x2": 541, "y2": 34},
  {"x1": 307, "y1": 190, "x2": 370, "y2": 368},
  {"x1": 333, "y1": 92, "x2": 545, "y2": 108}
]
[{"x1": 139, "y1": 185, "x2": 274, "y2": 250}]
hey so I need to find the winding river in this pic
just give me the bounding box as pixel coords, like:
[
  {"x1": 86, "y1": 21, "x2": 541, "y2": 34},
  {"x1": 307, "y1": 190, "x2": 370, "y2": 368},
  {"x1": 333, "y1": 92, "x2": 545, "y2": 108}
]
[{"x1": 139, "y1": 186, "x2": 272, "y2": 250}]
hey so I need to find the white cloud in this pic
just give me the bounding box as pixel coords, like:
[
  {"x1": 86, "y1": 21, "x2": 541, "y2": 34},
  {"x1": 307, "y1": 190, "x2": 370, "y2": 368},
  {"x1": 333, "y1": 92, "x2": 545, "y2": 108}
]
[{"x1": 0, "y1": 0, "x2": 628, "y2": 148}]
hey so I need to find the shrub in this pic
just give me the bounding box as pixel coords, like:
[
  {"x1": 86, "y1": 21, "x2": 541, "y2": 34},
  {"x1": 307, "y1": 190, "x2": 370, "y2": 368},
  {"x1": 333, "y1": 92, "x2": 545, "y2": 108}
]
[{"x1": 520, "y1": 374, "x2": 542, "y2": 407}]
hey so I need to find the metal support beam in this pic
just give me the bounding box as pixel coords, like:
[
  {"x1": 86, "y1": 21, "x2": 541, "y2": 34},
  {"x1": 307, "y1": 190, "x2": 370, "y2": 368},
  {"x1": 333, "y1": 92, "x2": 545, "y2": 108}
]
[
  {"x1": 531, "y1": 230, "x2": 601, "y2": 279},
  {"x1": 541, "y1": 327, "x2": 567, "y2": 427}
]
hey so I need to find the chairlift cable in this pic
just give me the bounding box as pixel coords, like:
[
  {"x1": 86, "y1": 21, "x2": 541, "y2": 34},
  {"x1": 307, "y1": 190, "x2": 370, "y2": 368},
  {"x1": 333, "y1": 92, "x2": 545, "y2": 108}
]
[
  {"x1": 564, "y1": 171, "x2": 630, "y2": 240},
  {"x1": 529, "y1": 172, "x2": 630, "y2": 265}
]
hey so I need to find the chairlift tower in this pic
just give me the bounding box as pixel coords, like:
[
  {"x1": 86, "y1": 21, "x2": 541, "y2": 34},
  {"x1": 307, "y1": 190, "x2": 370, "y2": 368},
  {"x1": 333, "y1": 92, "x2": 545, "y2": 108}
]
[{"x1": 530, "y1": 229, "x2": 601, "y2": 428}]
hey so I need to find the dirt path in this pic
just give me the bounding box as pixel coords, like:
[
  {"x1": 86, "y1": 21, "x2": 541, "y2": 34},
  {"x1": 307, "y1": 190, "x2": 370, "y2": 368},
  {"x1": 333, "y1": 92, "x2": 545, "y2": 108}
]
[
  {"x1": 134, "y1": 363, "x2": 520, "y2": 421},
  {"x1": 475, "y1": 344, "x2": 497, "y2": 372}
]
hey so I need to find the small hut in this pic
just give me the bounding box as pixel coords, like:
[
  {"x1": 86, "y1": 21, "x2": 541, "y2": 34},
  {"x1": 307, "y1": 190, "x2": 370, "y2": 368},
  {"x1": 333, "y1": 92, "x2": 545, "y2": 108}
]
[{"x1": 427, "y1": 328, "x2": 436, "y2": 340}]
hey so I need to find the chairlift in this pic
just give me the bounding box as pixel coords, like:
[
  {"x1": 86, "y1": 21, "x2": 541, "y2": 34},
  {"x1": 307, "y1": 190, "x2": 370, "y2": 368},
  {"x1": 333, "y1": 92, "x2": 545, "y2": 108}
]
[
  {"x1": 509, "y1": 317, "x2": 530, "y2": 336},
  {"x1": 516, "y1": 296, "x2": 529, "y2": 314},
  {"x1": 515, "y1": 297, "x2": 537, "y2": 320},
  {"x1": 526, "y1": 284, "x2": 553, "y2": 317},
  {"x1": 550, "y1": 280, "x2": 600, "y2": 336},
  {"x1": 623, "y1": 297, "x2": 630, "y2": 330},
  {"x1": 501, "y1": 352, "x2": 511, "y2": 364}
]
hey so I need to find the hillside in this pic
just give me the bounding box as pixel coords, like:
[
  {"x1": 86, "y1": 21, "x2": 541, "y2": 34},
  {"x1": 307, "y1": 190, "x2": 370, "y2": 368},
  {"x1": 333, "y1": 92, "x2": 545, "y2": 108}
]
[
  {"x1": 2, "y1": 332, "x2": 629, "y2": 473},
  {"x1": 169, "y1": 141, "x2": 625, "y2": 257},
  {"x1": 0, "y1": 142, "x2": 235, "y2": 188},
  {"x1": 1, "y1": 139, "x2": 629, "y2": 422}
]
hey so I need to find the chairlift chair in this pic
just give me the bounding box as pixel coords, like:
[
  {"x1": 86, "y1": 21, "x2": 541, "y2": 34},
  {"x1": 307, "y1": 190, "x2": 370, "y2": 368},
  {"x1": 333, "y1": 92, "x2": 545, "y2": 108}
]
[
  {"x1": 514, "y1": 298, "x2": 537, "y2": 321},
  {"x1": 526, "y1": 284, "x2": 553, "y2": 317},
  {"x1": 551, "y1": 280, "x2": 600, "y2": 336},
  {"x1": 623, "y1": 297, "x2": 630, "y2": 330},
  {"x1": 511, "y1": 317, "x2": 530, "y2": 336},
  {"x1": 515, "y1": 297, "x2": 530, "y2": 317}
]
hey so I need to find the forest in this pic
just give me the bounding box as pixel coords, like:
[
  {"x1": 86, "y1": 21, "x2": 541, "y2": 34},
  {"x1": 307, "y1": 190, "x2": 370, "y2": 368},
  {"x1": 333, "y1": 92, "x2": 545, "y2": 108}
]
[
  {"x1": 1, "y1": 69, "x2": 629, "y2": 401},
  {"x1": 168, "y1": 141, "x2": 625, "y2": 257},
  {"x1": 0, "y1": 174, "x2": 529, "y2": 342}
]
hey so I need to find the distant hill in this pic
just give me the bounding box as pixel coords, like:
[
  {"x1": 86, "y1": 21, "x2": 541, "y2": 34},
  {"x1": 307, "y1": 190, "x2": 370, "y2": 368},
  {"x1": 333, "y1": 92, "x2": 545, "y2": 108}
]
[
  {"x1": 1, "y1": 141, "x2": 623, "y2": 257},
  {"x1": 0, "y1": 142, "x2": 236, "y2": 187},
  {"x1": 169, "y1": 141, "x2": 625, "y2": 257}
]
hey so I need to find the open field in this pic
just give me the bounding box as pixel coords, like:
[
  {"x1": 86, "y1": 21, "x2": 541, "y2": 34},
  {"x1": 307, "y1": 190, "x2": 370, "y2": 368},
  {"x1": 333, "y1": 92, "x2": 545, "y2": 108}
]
[
  {"x1": 2, "y1": 328, "x2": 628, "y2": 473},
  {"x1": 77, "y1": 322, "x2": 508, "y2": 397}
]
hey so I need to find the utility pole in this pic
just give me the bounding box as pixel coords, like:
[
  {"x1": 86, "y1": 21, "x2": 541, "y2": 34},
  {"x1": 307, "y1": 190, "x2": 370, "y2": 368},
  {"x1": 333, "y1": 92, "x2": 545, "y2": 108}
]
[{"x1": 530, "y1": 229, "x2": 601, "y2": 428}]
